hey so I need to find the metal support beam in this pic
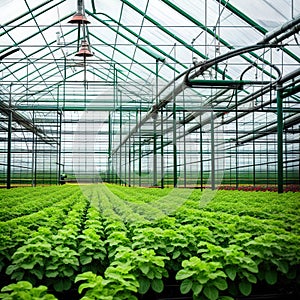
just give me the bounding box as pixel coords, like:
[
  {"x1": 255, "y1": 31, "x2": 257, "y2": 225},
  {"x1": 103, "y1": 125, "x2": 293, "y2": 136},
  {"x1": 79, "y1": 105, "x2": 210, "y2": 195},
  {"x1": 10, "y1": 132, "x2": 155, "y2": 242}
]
[
  {"x1": 138, "y1": 109, "x2": 142, "y2": 187},
  {"x1": 153, "y1": 59, "x2": 159, "y2": 186},
  {"x1": 6, "y1": 84, "x2": 12, "y2": 189},
  {"x1": 188, "y1": 79, "x2": 270, "y2": 88},
  {"x1": 161, "y1": 108, "x2": 164, "y2": 189},
  {"x1": 173, "y1": 100, "x2": 177, "y2": 188},
  {"x1": 199, "y1": 115, "x2": 203, "y2": 191},
  {"x1": 210, "y1": 112, "x2": 215, "y2": 190},
  {"x1": 57, "y1": 111, "x2": 62, "y2": 184},
  {"x1": 108, "y1": 113, "x2": 112, "y2": 183},
  {"x1": 277, "y1": 84, "x2": 284, "y2": 193},
  {"x1": 235, "y1": 90, "x2": 239, "y2": 189}
]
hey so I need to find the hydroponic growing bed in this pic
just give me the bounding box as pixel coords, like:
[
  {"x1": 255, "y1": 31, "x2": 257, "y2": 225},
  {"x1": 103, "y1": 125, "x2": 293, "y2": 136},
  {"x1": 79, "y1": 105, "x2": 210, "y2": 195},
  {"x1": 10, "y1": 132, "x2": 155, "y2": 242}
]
[{"x1": 0, "y1": 184, "x2": 299, "y2": 300}]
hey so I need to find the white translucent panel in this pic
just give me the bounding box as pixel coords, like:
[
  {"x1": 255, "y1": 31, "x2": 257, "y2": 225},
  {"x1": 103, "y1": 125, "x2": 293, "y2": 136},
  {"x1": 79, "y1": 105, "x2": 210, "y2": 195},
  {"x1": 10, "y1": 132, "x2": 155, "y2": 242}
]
[
  {"x1": 0, "y1": 0, "x2": 28, "y2": 24},
  {"x1": 118, "y1": 5, "x2": 146, "y2": 27},
  {"x1": 88, "y1": 22, "x2": 119, "y2": 45},
  {"x1": 87, "y1": 0, "x2": 123, "y2": 21},
  {"x1": 230, "y1": 0, "x2": 300, "y2": 29}
]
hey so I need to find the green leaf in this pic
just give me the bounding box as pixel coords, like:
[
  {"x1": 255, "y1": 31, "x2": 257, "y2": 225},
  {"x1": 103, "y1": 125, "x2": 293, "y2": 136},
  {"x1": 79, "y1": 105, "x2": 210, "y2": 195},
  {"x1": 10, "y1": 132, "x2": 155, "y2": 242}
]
[
  {"x1": 53, "y1": 278, "x2": 72, "y2": 292},
  {"x1": 147, "y1": 269, "x2": 154, "y2": 279},
  {"x1": 244, "y1": 272, "x2": 257, "y2": 284},
  {"x1": 203, "y1": 286, "x2": 219, "y2": 300},
  {"x1": 31, "y1": 268, "x2": 44, "y2": 280},
  {"x1": 213, "y1": 277, "x2": 227, "y2": 291},
  {"x1": 286, "y1": 268, "x2": 296, "y2": 279},
  {"x1": 172, "y1": 250, "x2": 181, "y2": 259},
  {"x1": 265, "y1": 270, "x2": 277, "y2": 285},
  {"x1": 21, "y1": 261, "x2": 37, "y2": 270},
  {"x1": 151, "y1": 278, "x2": 164, "y2": 293},
  {"x1": 63, "y1": 268, "x2": 74, "y2": 277},
  {"x1": 80, "y1": 255, "x2": 92, "y2": 265},
  {"x1": 46, "y1": 270, "x2": 59, "y2": 278},
  {"x1": 140, "y1": 264, "x2": 149, "y2": 275},
  {"x1": 6, "y1": 265, "x2": 18, "y2": 275},
  {"x1": 192, "y1": 282, "x2": 203, "y2": 295},
  {"x1": 138, "y1": 278, "x2": 150, "y2": 294},
  {"x1": 225, "y1": 267, "x2": 236, "y2": 281},
  {"x1": 244, "y1": 264, "x2": 258, "y2": 273},
  {"x1": 196, "y1": 273, "x2": 209, "y2": 284},
  {"x1": 239, "y1": 281, "x2": 252, "y2": 296},
  {"x1": 180, "y1": 279, "x2": 193, "y2": 294},
  {"x1": 176, "y1": 269, "x2": 195, "y2": 280},
  {"x1": 277, "y1": 261, "x2": 289, "y2": 274}
]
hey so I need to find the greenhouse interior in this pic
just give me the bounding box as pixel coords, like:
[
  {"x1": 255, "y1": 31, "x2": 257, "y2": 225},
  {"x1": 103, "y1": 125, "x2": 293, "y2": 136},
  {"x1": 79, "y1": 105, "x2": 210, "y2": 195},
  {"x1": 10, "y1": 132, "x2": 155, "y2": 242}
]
[{"x1": 0, "y1": 0, "x2": 300, "y2": 299}]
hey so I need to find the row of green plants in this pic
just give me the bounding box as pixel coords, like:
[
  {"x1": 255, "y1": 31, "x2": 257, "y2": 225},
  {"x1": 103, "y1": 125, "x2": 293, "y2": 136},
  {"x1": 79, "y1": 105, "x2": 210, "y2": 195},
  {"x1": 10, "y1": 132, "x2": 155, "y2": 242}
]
[
  {"x1": 4, "y1": 193, "x2": 89, "y2": 292},
  {"x1": 0, "y1": 187, "x2": 83, "y2": 275},
  {"x1": 0, "y1": 185, "x2": 78, "y2": 222},
  {"x1": 0, "y1": 184, "x2": 299, "y2": 299}
]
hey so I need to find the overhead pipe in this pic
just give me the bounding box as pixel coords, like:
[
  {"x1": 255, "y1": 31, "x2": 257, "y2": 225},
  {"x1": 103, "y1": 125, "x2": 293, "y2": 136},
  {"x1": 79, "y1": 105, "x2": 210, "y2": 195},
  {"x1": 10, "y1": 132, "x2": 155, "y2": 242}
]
[
  {"x1": 151, "y1": 44, "x2": 282, "y2": 138},
  {"x1": 184, "y1": 44, "x2": 282, "y2": 88},
  {"x1": 216, "y1": 0, "x2": 300, "y2": 63},
  {"x1": 112, "y1": 14, "x2": 299, "y2": 155},
  {"x1": 181, "y1": 70, "x2": 300, "y2": 139},
  {"x1": 111, "y1": 43, "x2": 279, "y2": 155},
  {"x1": 217, "y1": 68, "x2": 300, "y2": 127},
  {"x1": 0, "y1": 101, "x2": 55, "y2": 144},
  {"x1": 257, "y1": 14, "x2": 300, "y2": 44},
  {"x1": 0, "y1": 48, "x2": 20, "y2": 61}
]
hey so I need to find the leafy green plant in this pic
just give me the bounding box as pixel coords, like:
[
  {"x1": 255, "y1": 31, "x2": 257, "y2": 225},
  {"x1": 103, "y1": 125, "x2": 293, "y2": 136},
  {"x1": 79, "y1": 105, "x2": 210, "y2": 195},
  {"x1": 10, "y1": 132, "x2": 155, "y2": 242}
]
[
  {"x1": 245, "y1": 233, "x2": 299, "y2": 285},
  {"x1": 78, "y1": 228, "x2": 107, "y2": 273},
  {"x1": 113, "y1": 246, "x2": 169, "y2": 294},
  {"x1": 45, "y1": 244, "x2": 79, "y2": 291},
  {"x1": 76, "y1": 268, "x2": 139, "y2": 300},
  {"x1": 176, "y1": 256, "x2": 230, "y2": 300},
  {"x1": 0, "y1": 281, "x2": 57, "y2": 300},
  {"x1": 105, "y1": 231, "x2": 130, "y2": 260},
  {"x1": 198, "y1": 242, "x2": 258, "y2": 296},
  {"x1": 6, "y1": 231, "x2": 52, "y2": 284}
]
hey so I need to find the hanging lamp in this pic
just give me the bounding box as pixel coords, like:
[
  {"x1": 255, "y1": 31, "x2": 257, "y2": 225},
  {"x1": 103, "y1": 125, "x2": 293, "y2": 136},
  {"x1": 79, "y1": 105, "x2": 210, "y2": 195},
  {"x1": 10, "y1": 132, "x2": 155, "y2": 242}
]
[
  {"x1": 75, "y1": 40, "x2": 93, "y2": 57},
  {"x1": 68, "y1": 0, "x2": 90, "y2": 24}
]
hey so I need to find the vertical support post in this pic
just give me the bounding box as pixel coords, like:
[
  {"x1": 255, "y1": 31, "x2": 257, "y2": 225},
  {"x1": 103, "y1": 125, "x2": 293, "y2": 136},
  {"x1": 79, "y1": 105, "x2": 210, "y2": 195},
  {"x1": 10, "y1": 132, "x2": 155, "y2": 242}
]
[
  {"x1": 119, "y1": 91, "x2": 122, "y2": 185},
  {"x1": 173, "y1": 100, "x2": 177, "y2": 188},
  {"x1": 153, "y1": 59, "x2": 159, "y2": 186},
  {"x1": 133, "y1": 110, "x2": 138, "y2": 186},
  {"x1": 34, "y1": 120, "x2": 37, "y2": 186},
  {"x1": 160, "y1": 107, "x2": 164, "y2": 189},
  {"x1": 183, "y1": 111, "x2": 187, "y2": 188},
  {"x1": 32, "y1": 110, "x2": 35, "y2": 187},
  {"x1": 124, "y1": 134, "x2": 127, "y2": 186},
  {"x1": 7, "y1": 83, "x2": 12, "y2": 189},
  {"x1": 58, "y1": 111, "x2": 62, "y2": 184},
  {"x1": 200, "y1": 124, "x2": 203, "y2": 191},
  {"x1": 266, "y1": 113, "x2": 269, "y2": 187},
  {"x1": 277, "y1": 84, "x2": 283, "y2": 193},
  {"x1": 252, "y1": 110, "x2": 256, "y2": 186},
  {"x1": 210, "y1": 112, "x2": 215, "y2": 190},
  {"x1": 63, "y1": 56, "x2": 66, "y2": 110},
  {"x1": 138, "y1": 108, "x2": 142, "y2": 187},
  {"x1": 235, "y1": 90, "x2": 239, "y2": 189},
  {"x1": 128, "y1": 113, "x2": 131, "y2": 187},
  {"x1": 153, "y1": 114, "x2": 157, "y2": 186},
  {"x1": 108, "y1": 112, "x2": 112, "y2": 183}
]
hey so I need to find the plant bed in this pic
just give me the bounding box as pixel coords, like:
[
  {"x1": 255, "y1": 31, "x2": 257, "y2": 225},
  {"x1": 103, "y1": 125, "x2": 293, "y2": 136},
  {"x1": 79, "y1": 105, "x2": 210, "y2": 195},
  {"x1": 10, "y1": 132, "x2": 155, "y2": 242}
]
[{"x1": 0, "y1": 185, "x2": 299, "y2": 300}]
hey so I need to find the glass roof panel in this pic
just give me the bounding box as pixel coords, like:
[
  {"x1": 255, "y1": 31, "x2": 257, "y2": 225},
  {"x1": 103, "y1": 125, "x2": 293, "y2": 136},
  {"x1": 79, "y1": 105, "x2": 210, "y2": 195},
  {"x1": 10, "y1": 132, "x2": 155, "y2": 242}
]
[
  {"x1": 230, "y1": 0, "x2": 300, "y2": 30},
  {"x1": 0, "y1": 0, "x2": 298, "y2": 144}
]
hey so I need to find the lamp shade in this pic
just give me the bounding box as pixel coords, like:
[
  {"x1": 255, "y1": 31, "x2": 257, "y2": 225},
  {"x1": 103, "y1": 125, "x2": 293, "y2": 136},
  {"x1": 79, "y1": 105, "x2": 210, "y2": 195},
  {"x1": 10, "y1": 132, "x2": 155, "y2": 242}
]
[
  {"x1": 75, "y1": 40, "x2": 93, "y2": 57},
  {"x1": 68, "y1": 12, "x2": 90, "y2": 24}
]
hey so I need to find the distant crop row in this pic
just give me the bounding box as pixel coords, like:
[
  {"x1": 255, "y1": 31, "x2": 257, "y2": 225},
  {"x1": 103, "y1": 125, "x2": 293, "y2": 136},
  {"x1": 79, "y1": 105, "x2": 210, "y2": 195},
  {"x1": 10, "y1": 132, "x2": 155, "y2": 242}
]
[{"x1": 0, "y1": 184, "x2": 299, "y2": 300}]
